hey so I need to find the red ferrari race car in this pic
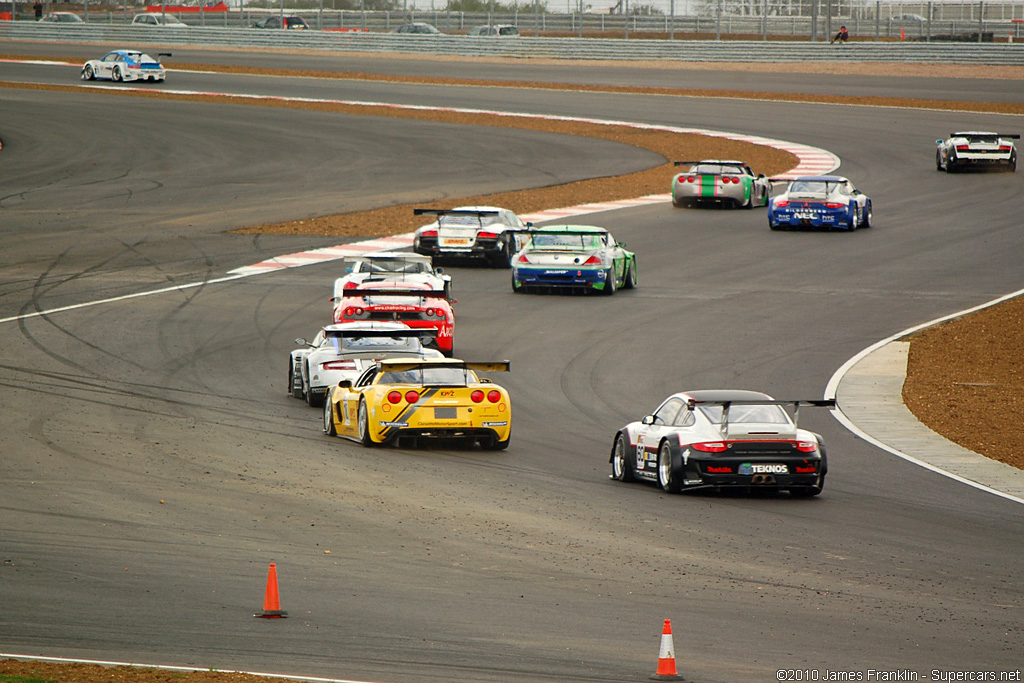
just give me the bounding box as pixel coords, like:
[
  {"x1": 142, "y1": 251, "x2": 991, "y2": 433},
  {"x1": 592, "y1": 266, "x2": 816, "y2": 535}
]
[{"x1": 332, "y1": 281, "x2": 455, "y2": 357}]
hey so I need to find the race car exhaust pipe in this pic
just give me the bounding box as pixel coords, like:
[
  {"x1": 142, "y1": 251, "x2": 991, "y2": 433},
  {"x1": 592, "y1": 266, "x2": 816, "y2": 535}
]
[{"x1": 751, "y1": 474, "x2": 777, "y2": 485}]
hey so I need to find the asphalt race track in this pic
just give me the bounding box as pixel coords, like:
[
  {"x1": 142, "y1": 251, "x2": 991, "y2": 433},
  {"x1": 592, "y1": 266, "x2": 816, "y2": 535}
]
[{"x1": 1, "y1": 45, "x2": 1022, "y2": 683}]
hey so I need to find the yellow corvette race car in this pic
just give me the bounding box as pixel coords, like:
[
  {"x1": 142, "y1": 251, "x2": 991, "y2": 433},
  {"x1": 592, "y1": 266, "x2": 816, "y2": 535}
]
[{"x1": 322, "y1": 357, "x2": 511, "y2": 449}]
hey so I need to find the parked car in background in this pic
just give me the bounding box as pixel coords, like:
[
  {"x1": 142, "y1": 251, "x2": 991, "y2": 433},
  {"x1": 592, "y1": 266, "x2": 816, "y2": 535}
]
[
  {"x1": 468, "y1": 24, "x2": 520, "y2": 36},
  {"x1": 252, "y1": 15, "x2": 309, "y2": 29},
  {"x1": 40, "y1": 11, "x2": 83, "y2": 22},
  {"x1": 392, "y1": 22, "x2": 443, "y2": 34},
  {"x1": 132, "y1": 13, "x2": 188, "y2": 26}
]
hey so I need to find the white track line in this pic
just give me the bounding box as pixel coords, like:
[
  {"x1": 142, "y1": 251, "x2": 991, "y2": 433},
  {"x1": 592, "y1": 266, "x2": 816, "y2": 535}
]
[{"x1": 0, "y1": 654, "x2": 384, "y2": 683}]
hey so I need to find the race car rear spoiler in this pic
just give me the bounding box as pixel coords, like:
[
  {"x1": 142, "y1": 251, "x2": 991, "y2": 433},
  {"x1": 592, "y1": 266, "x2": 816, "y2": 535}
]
[
  {"x1": 379, "y1": 360, "x2": 510, "y2": 373},
  {"x1": 949, "y1": 133, "x2": 1019, "y2": 139},
  {"x1": 685, "y1": 398, "x2": 836, "y2": 431},
  {"x1": 327, "y1": 328, "x2": 437, "y2": 339},
  {"x1": 414, "y1": 208, "x2": 500, "y2": 218},
  {"x1": 340, "y1": 287, "x2": 448, "y2": 299}
]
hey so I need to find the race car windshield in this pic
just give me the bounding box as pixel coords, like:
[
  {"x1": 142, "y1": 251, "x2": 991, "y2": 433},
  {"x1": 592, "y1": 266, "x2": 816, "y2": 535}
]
[
  {"x1": 698, "y1": 404, "x2": 792, "y2": 425},
  {"x1": 440, "y1": 214, "x2": 499, "y2": 227},
  {"x1": 693, "y1": 164, "x2": 744, "y2": 175},
  {"x1": 529, "y1": 233, "x2": 605, "y2": 250},
  {"x1": 361, "y1": 260, "x2": 426, "y2": 274},
  {"x1": 788, "y1": 180, "x2": 844, "y2": 195},
  {"x1": 381, "y1": 366, "x2": 470, "y2": 386},
  {"x1": 964, "y1": 136, "x2": 1000, "y2": 144}
]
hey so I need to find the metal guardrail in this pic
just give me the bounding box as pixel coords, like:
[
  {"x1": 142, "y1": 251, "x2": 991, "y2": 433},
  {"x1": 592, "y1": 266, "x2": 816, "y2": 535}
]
[{"x1": 3, "y1": 22, "x2": 1024, "y2": 64}]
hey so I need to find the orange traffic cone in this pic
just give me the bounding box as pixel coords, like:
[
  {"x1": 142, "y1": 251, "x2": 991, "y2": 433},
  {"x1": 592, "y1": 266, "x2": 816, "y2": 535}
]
[
  {"x1": 254, "y1": 562, "x2": 288, "y2": 618},
  {"x1": 650, "y1": 619, "x2": 684, "y2": 680},
  {"x1": 900, "y1": 28, "x2": 906, "y2": 40}
]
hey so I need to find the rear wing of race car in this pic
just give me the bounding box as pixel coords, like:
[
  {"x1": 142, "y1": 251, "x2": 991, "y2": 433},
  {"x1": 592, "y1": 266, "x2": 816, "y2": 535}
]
[
  {"x1": 329, "y1": 328, "x2": 437, "y2": 339},
  {"x1": 340, "y1": 287, "x2": 449, "y2": 299},
  {"x1": 673, "y1": 160, "x2": 702, "y2": 167},
  {"x1": 379, "y1": 360, "x2": 510, "y2": 373},
  {"x1": 685, "y1": 398, "x2": 836, "y2": 432},
  {"x1": 414, "y1": 208, "x2": 500, "y2": 220},
  {"x1": 948, "y1": 133, "x2": 1020, "y2": 139}
]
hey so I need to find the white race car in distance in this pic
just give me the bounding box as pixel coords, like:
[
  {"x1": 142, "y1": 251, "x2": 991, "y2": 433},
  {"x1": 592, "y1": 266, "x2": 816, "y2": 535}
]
[
  {"x1": 936, "y1": 131, "x2": 1018, "y2": 172},
  {"x1": 413, "y1": 206, "x2": 532, "y2": 268},
  {"x1": 332, "y1": 253, "x2": 452, "y2": 303},
  {"x1": 81, "y1": 49, "x2": 170, "y2": 82},
  {"x1": 289, "y1": 322, "x2": 442, "y2": 407}
]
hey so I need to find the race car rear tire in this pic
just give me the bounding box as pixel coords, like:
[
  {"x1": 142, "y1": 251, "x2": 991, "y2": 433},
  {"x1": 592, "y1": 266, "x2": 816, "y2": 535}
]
[
  {"x1": 862, "y1": 202, "x2": 872, "y2": 228},
  {"x1": 490, "y1": 240, "x2": 514, "y2": 269},
  {"x1": 112, "y1": 66, "x2": 123, "y2": 82},
  {"x1": 611, "y1": 433, "x2": 635, "y2": 482},
  {"x1": 306, "y1": 385, "x2": 322, "y2": 407},
  {"x1": 358, "y1": 398, "x2": 377, "y2": 447},
  {"x1": 603, "y1": 268, "x2": 617, "y2": 296},
  {"x1": 790, "y1": 475, "x2": 825, "y2": 497},
  {"x1": 622, "y1": 262, "x2": 637, "y2": 290},
  {"x1": 322, "y1": 398, "x2": 337, "y2": 436},
  {"x1": 657, "y1": 440, "x2": 682, "y2": 494}
]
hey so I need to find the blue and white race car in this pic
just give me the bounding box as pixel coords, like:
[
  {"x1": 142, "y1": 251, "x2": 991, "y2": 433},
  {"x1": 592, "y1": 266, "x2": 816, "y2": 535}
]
[
  {"x1": 767, "y1": 175, "x2": 872, "y2": 231},
  {"x1": 81, "y1": 49, "x2": 170, "y2": 83}
]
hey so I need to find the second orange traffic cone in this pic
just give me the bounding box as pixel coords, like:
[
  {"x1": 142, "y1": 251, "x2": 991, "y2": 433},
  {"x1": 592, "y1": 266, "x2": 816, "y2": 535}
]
[
  {"x1": 254, "y1": 562, "x2": 288, "y2": 618},
  {"x1": 650, "y1": 619, "x2": 683, "y2": 680}
]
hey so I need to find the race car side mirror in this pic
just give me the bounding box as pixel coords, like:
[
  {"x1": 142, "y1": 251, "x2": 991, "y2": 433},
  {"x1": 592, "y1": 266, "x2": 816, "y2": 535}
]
[
  {"x1": 641, "y1": 415, "x2": 655, "y2": 425},
  {"x1": 294, "y1": 338, "x2": 307, "y2": 346},
  {"x1": 936, "y1": 139, "x2": 944, "y2": 144},
  {"x1": 435, "y1": 267, "x2": 444, "y2": 274},
  {"x1": 338, "y1": 380, "x2": 353, "y2": 388}
]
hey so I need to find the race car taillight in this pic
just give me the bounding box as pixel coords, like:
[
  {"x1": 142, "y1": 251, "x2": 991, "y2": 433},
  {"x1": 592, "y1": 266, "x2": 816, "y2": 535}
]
[
  {"x1": 722, "y1": 176, "x2": 737, "y2": 184},
  {"x1": 583, "y1": 255, "x2": 602, "y2": 265},
  {"x1": 322, "y1": 360, "x2": 356, "y2": 370},
  {"x1": 824, "y1": 202, "x2": 845, "y2": 209},
  {"x1": 795, "y1": 441, "x2": 819, "y2": 453},
  {"x1": 387, "y1": 391, "x2": 402, "y2": 404},
  {"x1": 421, "y1": 229, "x2": 438, "y2": 237},
  {"x1": 405, "y1": 390, "x2": 420, "y2": 403},
  {"x1": 999, "y1": 145, "x2": 1012, "y2": 151},
  {"x1": 477, "y1": 231, "x2": 499, "y2": 239},
  {"x1": 794, "y1": 464, "x2": 818, "y2": 474},
  {"x1": 471, "y1": 390, "x2": 485, "y2": 403},
  {"x1": 343, "y1": 306, "x2": 365, "y2": 317},
  {"x1": 691, "y1": 441, "x2": 728, "y2": 453},
  {"x1": 425, "y1": 307, "x2": 436, "y2": 317},
  {"x1": 487, "y1": 390, "x2": 501, "y2": 403},
  {"x1": 686, "y1": 176, "x2": 696, "y2": 182},
  {"x1": 773, "y1": 200, "x2": 789, "y2": 207},
  {"x1": 676, "y1": 175, "x2": 686, "y2": 183},
  {"x1": 956, "y1": 145, "x2": 970, "y2": 151},
  {"x1": 517, "y1": 254, "x2": 530, "y2": 263}
]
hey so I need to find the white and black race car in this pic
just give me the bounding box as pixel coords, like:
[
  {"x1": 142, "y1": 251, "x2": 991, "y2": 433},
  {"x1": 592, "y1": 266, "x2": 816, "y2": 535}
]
[
  {"x1": 609, "y1": 390, "x2": 834, "y2": 497},
  {"x1": 936, "y1": 131, "x2": 1018, "y2": 172},
  {"x1": 413, "y1": 206, "x2": 532, "y2": 268}
]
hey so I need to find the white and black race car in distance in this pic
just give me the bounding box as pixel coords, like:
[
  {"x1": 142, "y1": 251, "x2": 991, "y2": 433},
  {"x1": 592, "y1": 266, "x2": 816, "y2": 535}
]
[
  {"x1": 610, "y1": 390, "x2": 834, "y2": 497},
  {"x1": 289, "y1": 322, "x2": 441, "y2": 407},
  {"x1": 413, "y1": 206, "x2": 532, "y2": 268},
  {"x1": 936, "y1": 131, "x2": 1018, "y2": 172}
]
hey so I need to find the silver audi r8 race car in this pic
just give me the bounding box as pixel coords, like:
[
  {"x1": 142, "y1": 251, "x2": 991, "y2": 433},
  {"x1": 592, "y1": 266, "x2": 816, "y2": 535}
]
[
  {"x1": 412, "y1": 206, "x2": 532, "y2": 267},
  {"x1": 767, "y1": 175, "x2": 872, "y2": 231},
  {"x1": 289, "y1": 322, "x2": 441, "y2": 407},
  {"x1": 936, "y1": 131, "x2": 1018, "y2": 172},
  {"x1": 672, "y1": 160, "x2": 771, "y2": 209},
  {"x1": 610, "y1": 390, "x2": 834, "y2": 497},
  {"x1": 332, "y1": 253, "x2": 452, "y2": 302}
]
